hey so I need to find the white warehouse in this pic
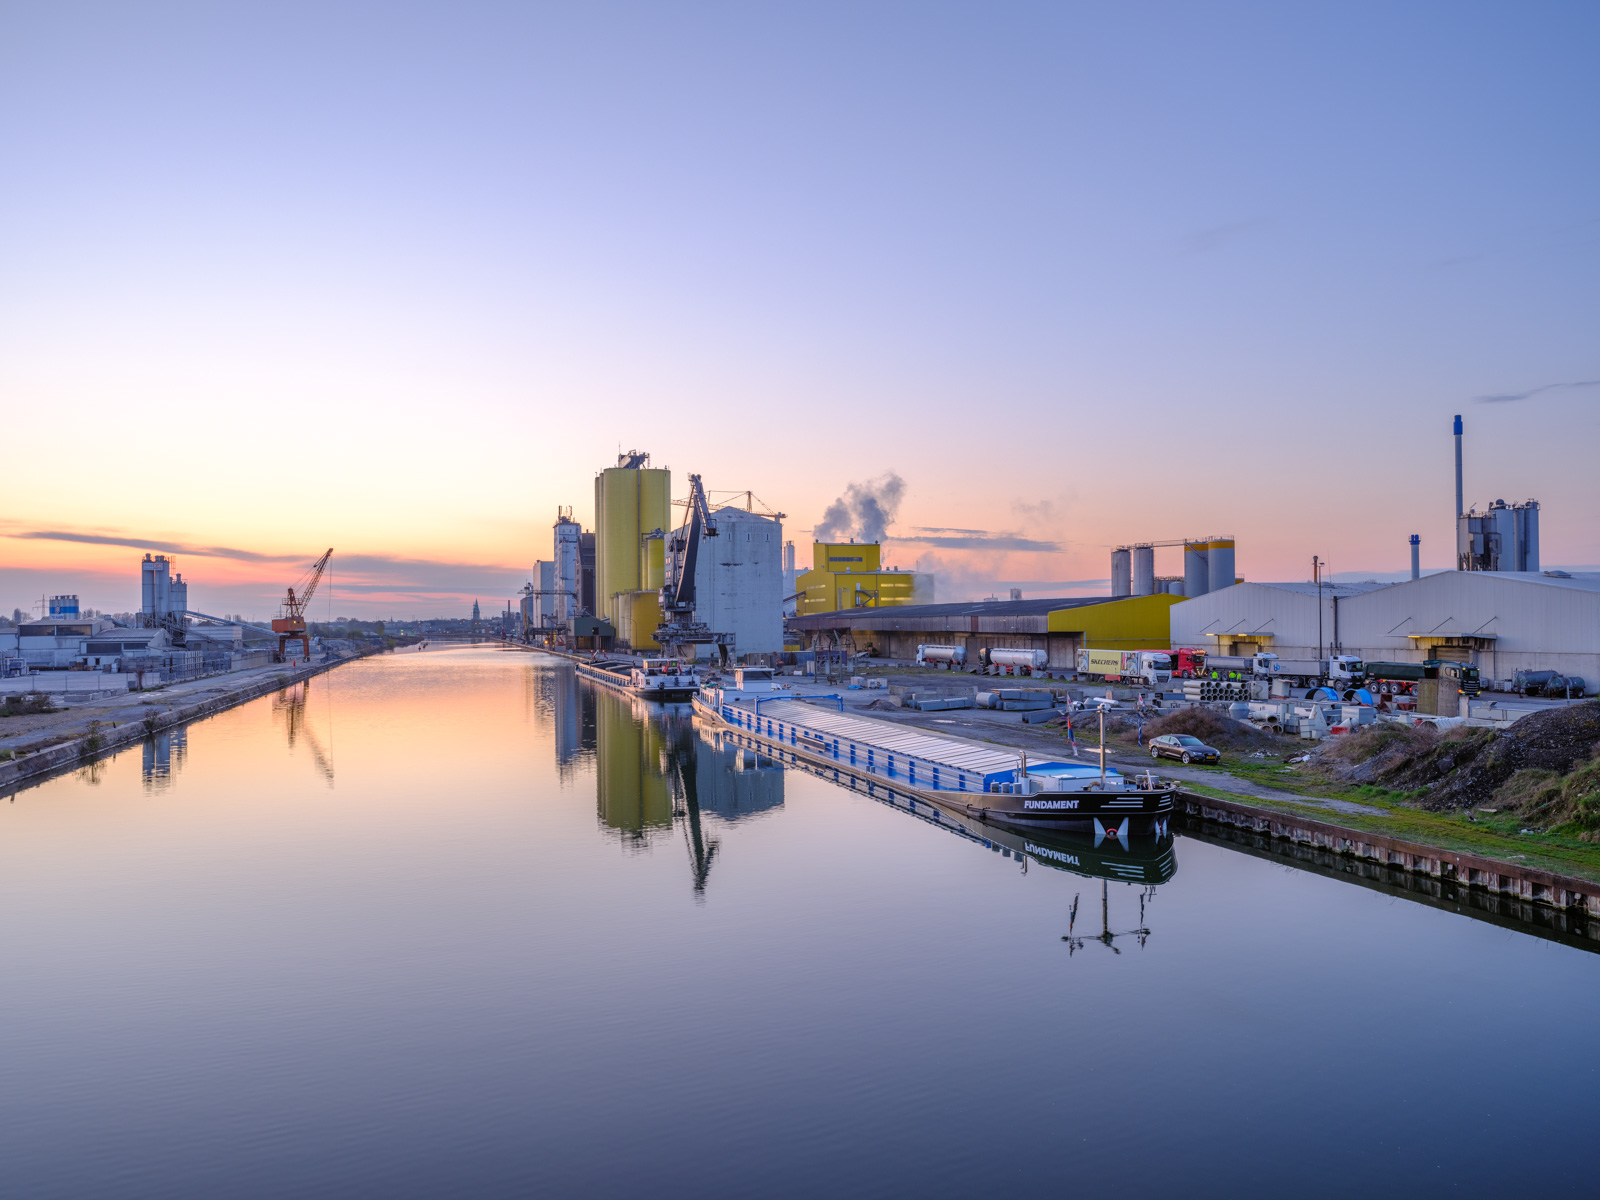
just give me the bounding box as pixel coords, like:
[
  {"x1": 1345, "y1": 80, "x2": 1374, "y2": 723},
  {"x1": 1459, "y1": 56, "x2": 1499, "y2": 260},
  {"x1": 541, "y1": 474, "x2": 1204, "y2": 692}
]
[
  {"x1": 672, "y1": 505, "x2": 785, "y2": 660},
  {"x1": 1172, "y1": 572, "x2": 1600, "y2": 693},
  {"x1": 1171, "y1": 581, "x2": 1389, "y2": 661}
]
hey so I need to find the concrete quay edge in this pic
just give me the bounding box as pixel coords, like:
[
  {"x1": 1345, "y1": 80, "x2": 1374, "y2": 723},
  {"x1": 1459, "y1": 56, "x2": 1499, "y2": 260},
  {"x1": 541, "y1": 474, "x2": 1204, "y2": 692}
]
[
  {"x1": 1177, "y1": 791, "x2": 1600, "y2": 912},
  {"x1": 0, "y1": 652, "x2": 370, "y2": 797}
]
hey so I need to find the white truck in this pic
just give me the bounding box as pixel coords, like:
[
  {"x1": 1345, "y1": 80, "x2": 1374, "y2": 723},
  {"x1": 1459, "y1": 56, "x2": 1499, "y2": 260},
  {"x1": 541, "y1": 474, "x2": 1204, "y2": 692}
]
[
  {"x1": 916, "y1": 644, "x2": 967, "y2": 667},
  {"x1": 1076, "y1": 648, "x2": 1173, "y2": 687},
  {"x1": 1206, "y1": 652, "x2": 1366, "y2": 695}
]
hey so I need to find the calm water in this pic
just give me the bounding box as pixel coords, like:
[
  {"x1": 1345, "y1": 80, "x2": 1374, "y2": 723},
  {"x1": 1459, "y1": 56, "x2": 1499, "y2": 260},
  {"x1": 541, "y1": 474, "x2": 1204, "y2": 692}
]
[{"x1": 1, "y1": 646, "x2": 1595, "y2": 1197}]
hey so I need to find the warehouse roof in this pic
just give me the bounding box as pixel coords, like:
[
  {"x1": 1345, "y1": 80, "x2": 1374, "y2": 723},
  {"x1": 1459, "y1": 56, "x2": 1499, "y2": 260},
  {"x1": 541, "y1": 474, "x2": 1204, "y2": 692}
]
[
  {"x1": 790, "y1": 596, "x2": 1110, "y2": 626},
  {"x1": 1242, "y1": 581, "x2": 1393, "y2": 598}
]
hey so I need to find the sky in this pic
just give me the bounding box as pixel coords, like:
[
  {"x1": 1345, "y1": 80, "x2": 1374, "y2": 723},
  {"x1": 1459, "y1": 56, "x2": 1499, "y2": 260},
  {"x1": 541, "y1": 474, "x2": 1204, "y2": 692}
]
[{"x1": 2, "y1": 1, "x2": 1596, "y2": 618}]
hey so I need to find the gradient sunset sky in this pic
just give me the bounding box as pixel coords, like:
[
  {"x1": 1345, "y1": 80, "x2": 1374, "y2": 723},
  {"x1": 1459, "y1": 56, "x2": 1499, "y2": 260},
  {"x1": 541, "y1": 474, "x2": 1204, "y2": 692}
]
[{"x1": 3, "y1": 2, "x2": 1596, "y2": 619}]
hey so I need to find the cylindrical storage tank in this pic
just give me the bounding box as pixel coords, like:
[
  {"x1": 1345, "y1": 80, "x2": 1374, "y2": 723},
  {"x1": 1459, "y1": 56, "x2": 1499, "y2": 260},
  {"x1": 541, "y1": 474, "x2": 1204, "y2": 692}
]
[
  {"x1": 169, "y1": 575, "x2": 187, "y2": 616},
  {"x1": 141, "y1": 556, "x2": 159, "y2": 616},
  {"x1": 554, "y1": 518, "x2": 582, "y2": 621},
  {"x1": 595, "y1": 465, "x2": 671, "y2": 616},
  {"x1": 1184, "y1": 543, "x2": 1210, "y2": 598},
  {"x1": 1519, "y1": 501, "x2": 1539, "y2": 573},
  {"x1": 916, "y1": 644, "x2": 966, "y2": 665},
  {"x1": 1131, "y1": 545, "x2": 1155, "y2": 596},
  {"x1": 1166, "y1": 579, "x2": 1185, "y2": 595},
  {"x1": 988, "y1": 648, "x2": 1049, "y2": 670},
  {"x1": 641, "y1": 536, "x2": 665, "y2": 591},
  {"x1": 1110, "y1": 548, "x2": 1132, "y2": 597},
  {"x1": 1208, "y1": 539, "x2": 1236, "y2": 593}
]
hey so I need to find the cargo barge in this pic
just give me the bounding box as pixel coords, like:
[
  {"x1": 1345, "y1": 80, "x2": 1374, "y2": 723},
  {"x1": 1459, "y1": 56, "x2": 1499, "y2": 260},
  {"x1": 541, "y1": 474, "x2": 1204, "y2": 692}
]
[
  {"x1": 693, "y1": 683, "x2": 1174, "y2": 838},
  {"x1": 576, "y1": 657, "x2": 700, "y2": 702}
]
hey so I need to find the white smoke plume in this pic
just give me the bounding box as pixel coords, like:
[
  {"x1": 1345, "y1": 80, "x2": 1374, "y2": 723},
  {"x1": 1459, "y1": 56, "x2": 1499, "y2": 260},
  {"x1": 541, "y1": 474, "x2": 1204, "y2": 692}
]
[{"x1": 813, "y1": 473, "x2": 906, "y2": 544}]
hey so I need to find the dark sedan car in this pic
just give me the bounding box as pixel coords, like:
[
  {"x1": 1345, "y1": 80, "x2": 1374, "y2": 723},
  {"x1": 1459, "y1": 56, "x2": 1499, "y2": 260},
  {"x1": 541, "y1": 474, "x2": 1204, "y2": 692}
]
[{"x1": 1149, "y1": 734, "x2": 1220, "y2": 764}]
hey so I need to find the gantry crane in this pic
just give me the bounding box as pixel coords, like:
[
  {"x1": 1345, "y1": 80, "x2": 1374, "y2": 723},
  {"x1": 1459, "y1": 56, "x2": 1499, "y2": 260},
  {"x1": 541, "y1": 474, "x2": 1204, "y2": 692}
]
[
  {"x1": 272, "y1": 548, "x2": 334, "y2": 661},
  {"x1": 653, "y1": 475, "x2": 731, "y2": 663}
]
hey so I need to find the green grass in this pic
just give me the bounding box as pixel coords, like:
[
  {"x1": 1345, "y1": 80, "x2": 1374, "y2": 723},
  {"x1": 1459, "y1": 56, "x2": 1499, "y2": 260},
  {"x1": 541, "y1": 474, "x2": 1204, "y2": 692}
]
[{"x1": 1178, "y1": 761, "x2": 1600, "y2": 884}]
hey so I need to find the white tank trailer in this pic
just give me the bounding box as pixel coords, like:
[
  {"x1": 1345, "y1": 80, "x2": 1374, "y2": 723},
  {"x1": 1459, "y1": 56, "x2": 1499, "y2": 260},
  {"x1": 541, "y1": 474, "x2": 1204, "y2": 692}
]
[
  {"x1": 983, "y1": 647, "x2": 1049, "y2": 675},
  {"x1": 916, "y1": 644, "x2": 966, "y2": 667}
]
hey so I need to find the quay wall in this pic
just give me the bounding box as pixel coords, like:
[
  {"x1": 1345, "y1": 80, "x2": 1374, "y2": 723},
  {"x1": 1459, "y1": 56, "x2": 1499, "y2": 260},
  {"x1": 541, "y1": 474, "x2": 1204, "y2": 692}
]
[{"x1": 0, "y1": 651, "x2": 376, "y2": 797}]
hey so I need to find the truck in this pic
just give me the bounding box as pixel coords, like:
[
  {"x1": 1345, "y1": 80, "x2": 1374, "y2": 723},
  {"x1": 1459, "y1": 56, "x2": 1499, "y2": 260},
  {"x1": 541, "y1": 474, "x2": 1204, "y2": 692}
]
[
  {"x1": 1170, "y1": 647, "x2": 1207, "y2": 678},
  {"x1": 916, "y1": 644, "x2": 966, "y2": 667},
  {"x1": 1427, "y1": 660, "x2": 1482, "y2": 697},
  {"x1": 1206, "y1": 652, "x2": 1366, "y2": 696},
  {"x1": 1076, "y1": 648, "x2": 1172, "y2": 687},
  {"x1": 1365, "y1": 661, "x2": 1424, "y2": 696}
]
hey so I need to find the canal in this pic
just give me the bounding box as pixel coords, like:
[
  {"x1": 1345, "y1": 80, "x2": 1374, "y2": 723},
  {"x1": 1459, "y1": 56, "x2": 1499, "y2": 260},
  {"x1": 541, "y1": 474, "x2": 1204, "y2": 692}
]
[{"x1": 0, "y1": 646, "x2": 1594, "y2": 1197}]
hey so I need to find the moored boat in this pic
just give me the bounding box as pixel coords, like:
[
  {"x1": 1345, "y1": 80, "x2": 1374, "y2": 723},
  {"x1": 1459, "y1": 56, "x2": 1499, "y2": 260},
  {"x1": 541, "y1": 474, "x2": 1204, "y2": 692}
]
[
  {"x1": 577, "y1": 657, "x2": 699, "y2": 701},
  {"x1": 694, "y1": 686, "x2": 1174, "y2": 837}
]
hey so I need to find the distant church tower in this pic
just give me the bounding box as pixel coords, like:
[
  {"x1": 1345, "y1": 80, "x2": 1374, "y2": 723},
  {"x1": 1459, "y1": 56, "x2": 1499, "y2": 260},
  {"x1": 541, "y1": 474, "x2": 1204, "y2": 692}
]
[{"x1": 470, "y1": 598, "x2": 482, "y2": 635}]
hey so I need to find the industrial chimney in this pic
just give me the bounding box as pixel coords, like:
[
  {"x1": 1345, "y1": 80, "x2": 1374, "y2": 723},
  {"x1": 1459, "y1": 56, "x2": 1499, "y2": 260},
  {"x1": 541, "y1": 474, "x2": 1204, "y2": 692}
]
[
  {"x1": 1409, "y1": 534, "x2": 1420, "y2": 581},
  {"x1": 1453, "y1": 414, "x2": 1463, "y2": 520}
]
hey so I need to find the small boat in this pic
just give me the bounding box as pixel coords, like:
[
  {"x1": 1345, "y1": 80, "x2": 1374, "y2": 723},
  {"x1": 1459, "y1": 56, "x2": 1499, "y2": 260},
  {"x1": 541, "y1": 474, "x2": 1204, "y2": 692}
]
[{"x1": 577, "y1": 657, "x2": 699, "y2": 701}]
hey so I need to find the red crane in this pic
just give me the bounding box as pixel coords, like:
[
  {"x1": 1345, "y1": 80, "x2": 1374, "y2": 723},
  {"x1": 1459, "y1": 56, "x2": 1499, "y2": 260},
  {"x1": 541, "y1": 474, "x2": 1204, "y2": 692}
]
[{"x1": 271, "y1": 548, "x2": 334, "y2": 661}]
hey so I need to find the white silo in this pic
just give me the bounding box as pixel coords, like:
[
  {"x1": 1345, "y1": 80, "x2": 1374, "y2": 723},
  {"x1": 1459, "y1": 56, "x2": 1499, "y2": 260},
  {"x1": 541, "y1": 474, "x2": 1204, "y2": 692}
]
[
  {"x1": 554, "y1": 510, "x2": 582, "y2": 623},
  {"x1": 1207, "y1": 539, "x2": 1236, "y2": 593},
  {"x1": 1110, "y1": 548, "x2": 1132, "y2": 597},
  {"x1": 1183, "y1": 542, "x2": 1210, "y2": 599},
  {"x1": 1131, "y1": 545, "x2": 1155, "y2": 596}
]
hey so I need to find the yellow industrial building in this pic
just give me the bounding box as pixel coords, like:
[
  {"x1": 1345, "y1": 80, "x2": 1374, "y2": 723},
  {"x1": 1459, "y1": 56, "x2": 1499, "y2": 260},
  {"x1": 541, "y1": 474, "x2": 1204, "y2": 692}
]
[
  {"x1": 788, "y1": 592, "x2": 1179, "y2": 667},
  {"x1": 795, "y1": 541, "x2": 929, "y2": 616},
  {"x1": 594, "y1": 452, "x2": 671, "y2": 650}
]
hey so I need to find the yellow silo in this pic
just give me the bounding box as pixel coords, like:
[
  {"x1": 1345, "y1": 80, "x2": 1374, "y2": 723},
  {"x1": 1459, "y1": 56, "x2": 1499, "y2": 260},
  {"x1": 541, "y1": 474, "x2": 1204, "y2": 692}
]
[{"x1": 594, "y1": 453, "x2": 670, "y2": 627}]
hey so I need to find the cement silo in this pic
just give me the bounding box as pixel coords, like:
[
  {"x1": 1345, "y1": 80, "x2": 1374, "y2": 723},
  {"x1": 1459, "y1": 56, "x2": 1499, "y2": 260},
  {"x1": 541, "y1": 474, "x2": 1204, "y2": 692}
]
[
  {"x1": 1132, "y1": 545, "x2": 1155, "y2": 596},
  {"x1": 1110, "y1": 548, "x2": 1132, "y2": 597},
  {"x1": 594, "y1": 451, "x2": 670, "y2": 629},
  {"x1": 554, "y1": 510, "x2": 582, "y2": 622},
  {"x1": 1183, "y1": 541, "x2": 1210, "y2": 599},
  {"x1": 140, "y1": 554, "x2": 173, "y2": 625},
  {"x1": 1207, "y1": 539, "x2": 1236, "y2": 593}
]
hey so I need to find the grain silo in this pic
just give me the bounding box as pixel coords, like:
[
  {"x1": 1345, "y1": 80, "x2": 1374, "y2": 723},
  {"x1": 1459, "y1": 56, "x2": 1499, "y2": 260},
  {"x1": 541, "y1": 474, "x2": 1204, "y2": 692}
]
[
  {"x1": 1207, "y1": 538, "x2": 1236, "y2": 593},
  {"x1": 1183, "y1": 541, "x2": 1210, "y2": 599},
  {"x1": 594, "y1": 450, "x2": 670, "y2": 631}
]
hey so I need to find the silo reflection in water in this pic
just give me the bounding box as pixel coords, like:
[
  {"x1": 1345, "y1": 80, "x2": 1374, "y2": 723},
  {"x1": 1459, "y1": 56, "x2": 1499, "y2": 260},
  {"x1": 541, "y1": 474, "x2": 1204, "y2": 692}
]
[{"x1": 593, "y1": 688, "x2": 675, "y2": 844}]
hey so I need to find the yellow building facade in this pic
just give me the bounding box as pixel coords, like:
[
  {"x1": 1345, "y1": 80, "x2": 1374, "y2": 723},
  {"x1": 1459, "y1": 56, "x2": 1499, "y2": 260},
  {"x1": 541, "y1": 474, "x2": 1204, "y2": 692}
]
[{"x1": 795, "y1": 541, "x2": 928, "y2": 616}]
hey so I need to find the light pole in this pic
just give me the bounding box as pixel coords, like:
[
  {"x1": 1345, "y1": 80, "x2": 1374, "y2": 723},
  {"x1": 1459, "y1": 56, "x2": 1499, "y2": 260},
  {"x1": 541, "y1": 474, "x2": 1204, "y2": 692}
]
[{"x1": 1313, "y1": 556, "x2": 1323, "y2": 660}]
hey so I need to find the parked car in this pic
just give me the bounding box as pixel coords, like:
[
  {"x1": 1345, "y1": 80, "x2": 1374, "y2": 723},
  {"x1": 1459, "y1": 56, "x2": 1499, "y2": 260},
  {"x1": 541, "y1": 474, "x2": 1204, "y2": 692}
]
[{"x1": 1149, "y1": 734, "x2": 1220, "y2": 764}]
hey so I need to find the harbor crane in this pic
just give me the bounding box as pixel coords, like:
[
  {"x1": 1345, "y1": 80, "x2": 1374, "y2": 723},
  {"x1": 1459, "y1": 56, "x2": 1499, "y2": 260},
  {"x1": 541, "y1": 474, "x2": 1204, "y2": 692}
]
[
  {"x1": 654, "y1": 474, "x2": 731, "y2": 664},
  {"x1": 272, "y1": 548, "x2": 334, "y2": 661}
]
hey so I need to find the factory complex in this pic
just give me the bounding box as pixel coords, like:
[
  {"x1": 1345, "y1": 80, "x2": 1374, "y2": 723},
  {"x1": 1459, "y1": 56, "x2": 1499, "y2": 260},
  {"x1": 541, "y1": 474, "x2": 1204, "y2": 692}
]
[{"x1": 515, "y1": 418, "x2": 1594, "y2": 698}]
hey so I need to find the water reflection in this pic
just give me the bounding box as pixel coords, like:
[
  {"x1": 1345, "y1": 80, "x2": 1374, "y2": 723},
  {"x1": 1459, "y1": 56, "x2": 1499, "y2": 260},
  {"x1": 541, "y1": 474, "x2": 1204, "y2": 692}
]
[
  {"x1": 141, "y1": 726, "x2": 188, "y2": 792},
  {"x1": 577, "y1": 680, "x2": 785, "y2": 895},
  {"x1": 529, "y1": 662, "x2": 588, "y2": 776},
  {"x1": 271, "y1": 680, "x2": 334, "y2": 785}
]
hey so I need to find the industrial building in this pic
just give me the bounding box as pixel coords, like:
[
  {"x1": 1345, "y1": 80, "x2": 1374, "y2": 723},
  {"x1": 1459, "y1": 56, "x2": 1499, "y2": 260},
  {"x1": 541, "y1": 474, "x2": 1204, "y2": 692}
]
[
  {"x1": 1171, "y1": 572, "x2": 1600, "y2": 691},
  {"x1": 788, "y1": 593, "x2": 1179, "y2": 667},
  {"x1": 794, "y1": 541, "x2": 930, "y2": 616},
  {"x1": 667, "y1": 503, "x2": 784, "y2": 659},
  {"x1": 1451, "y1": 413, "x2": 1542, "y2": 574},
  {"x1": 1169, "y1": 580, "x2": 1391, "y2": 660}
]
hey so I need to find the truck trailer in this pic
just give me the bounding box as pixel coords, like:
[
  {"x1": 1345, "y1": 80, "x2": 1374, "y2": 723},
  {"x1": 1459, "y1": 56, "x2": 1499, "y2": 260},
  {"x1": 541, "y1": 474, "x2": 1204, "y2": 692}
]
[
  {"x1": 1076, "y1": 648, "x2": 1172, "y2": 687},
  {"x1": 1207, "y1": 651, "x2": 1366, "y2": 696}
]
